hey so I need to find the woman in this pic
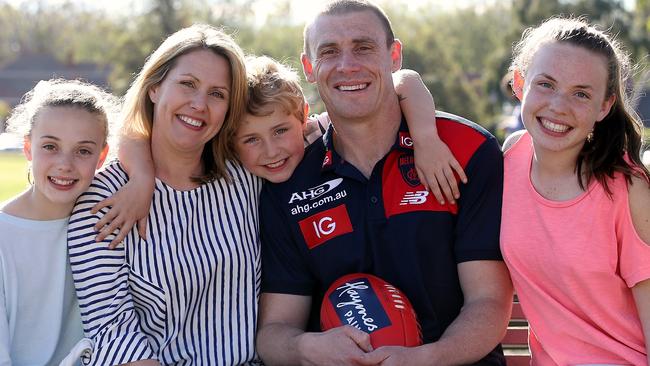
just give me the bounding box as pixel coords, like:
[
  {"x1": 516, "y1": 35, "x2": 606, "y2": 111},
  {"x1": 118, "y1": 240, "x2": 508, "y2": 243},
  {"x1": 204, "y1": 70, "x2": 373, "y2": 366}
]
[
  {"x1": 67, "y1": 24, "x2": 261, "y2": 365},
  {"x1": 501, "y1": 17, "x2": 650, "y2": 365}
]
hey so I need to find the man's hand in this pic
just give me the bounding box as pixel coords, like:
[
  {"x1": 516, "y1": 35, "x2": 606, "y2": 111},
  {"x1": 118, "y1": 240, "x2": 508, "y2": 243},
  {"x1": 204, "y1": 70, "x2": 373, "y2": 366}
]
[
  {"x1": 297, "y1": 326, "x2": 375, "y2": 366},
  {"x1": 258, "y1": 293, "x2": 379, "y2": 366},
  {"x1": 362, "y1": 345, "x2": 430, "y2": 366}
]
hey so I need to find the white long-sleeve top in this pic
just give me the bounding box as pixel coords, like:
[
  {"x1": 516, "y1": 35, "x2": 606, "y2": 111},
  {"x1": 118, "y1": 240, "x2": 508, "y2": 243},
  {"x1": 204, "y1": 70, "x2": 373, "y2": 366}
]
[{"x1": 0, "y1": 213, "x2": 83, "y2": 366}]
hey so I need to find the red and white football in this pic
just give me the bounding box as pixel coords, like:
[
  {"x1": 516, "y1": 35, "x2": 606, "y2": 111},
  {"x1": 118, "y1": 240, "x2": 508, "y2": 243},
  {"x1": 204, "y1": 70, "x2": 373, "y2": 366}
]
[{"x1": 320, "y1": 273, "x2": 422, "y2": 348}]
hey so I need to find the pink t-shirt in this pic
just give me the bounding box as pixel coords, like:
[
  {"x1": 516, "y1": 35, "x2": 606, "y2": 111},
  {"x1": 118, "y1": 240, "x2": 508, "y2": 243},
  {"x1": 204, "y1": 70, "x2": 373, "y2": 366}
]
[{"x1": 501, "y1": 132, "x2": 650, "y2": 365}]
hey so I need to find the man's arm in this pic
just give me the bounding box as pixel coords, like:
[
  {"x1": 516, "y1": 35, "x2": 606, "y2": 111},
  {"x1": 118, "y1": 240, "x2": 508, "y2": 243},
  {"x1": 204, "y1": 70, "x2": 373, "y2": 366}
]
[
  {"x1": 364, "y1": 261, "x2": 512, "y2": 365},
  {"x1": 257, "y1": 293, "x2": 375, "y2": 366},
  {"x1": 426, "y1": 260, "x2": 512, "y2": 363}
]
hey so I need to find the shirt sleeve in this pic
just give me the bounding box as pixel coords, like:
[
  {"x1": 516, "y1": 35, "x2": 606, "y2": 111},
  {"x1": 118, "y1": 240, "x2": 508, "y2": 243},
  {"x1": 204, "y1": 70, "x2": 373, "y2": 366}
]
[
  {"x1": 454, "y1": 136, "x2": 504, "y2": 262},
  {"x1": 617, "y1": 182, "x2": 650, "y2": 288},
  {"x1": 259, "y1": 183, "x2": 315, "y2": 295},
  {"x1": 0, "y1": 256, "x2": 12, "y2": 366},
  {"x1": 67, "y1": 167, "x2": 156, "y2": 365}
]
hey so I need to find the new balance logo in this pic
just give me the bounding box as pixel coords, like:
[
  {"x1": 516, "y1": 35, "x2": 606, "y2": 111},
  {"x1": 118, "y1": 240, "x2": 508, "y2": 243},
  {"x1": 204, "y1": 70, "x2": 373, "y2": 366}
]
[{"x1": 399, "y1": 191, "x2": 429, "y2": 205}]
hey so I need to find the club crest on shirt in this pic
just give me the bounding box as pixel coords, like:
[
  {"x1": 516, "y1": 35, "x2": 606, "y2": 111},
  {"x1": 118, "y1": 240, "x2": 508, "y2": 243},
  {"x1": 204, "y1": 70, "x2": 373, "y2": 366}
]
[
  {"x1": 322, "y1": 150, "x2": 333, "y2": 168},
  {"x1": 398, "y1": 154, "x2": 420, "y2": 187}
]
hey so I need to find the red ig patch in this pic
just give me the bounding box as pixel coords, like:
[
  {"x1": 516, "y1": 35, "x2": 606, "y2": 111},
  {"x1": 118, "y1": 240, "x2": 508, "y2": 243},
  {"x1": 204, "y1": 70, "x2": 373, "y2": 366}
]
[
  {"x1": 298, "y1": 204, "x2": 353, "y2": 249},
  {"x1": 399, "y1": 132, "x2": 414, "y2": 149}
]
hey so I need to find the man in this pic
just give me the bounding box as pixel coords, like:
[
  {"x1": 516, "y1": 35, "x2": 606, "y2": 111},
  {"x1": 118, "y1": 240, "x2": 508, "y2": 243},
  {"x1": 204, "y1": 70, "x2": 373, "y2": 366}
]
[{"x1": 256, "y1": 1, "x2": 513, "y2": 364}]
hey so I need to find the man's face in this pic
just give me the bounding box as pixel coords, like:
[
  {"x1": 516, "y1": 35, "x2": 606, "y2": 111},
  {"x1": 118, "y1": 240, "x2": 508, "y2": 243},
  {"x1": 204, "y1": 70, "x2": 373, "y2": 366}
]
[{"x1": 301, "y1": 10, "x2": 402, "y2": 122}]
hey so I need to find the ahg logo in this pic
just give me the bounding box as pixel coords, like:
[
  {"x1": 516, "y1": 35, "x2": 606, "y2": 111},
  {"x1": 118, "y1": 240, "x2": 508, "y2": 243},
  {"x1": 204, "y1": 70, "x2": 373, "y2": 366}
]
[
  {"x1": 399, "y1": 191, "x2": 429, "y2": 205},
  {"x1": 288, "y1": 178, "x2": 343, "y2": 204},
  {"x1": 298, "y1": 204, "x2": 353, "y2": 249}
]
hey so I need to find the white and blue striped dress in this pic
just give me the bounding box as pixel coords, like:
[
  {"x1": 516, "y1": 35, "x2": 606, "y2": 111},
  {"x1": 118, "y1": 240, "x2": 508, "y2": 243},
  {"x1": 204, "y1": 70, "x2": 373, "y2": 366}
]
[{"x1": 68, "y1": 161, "x2": 262, "y2": 365}]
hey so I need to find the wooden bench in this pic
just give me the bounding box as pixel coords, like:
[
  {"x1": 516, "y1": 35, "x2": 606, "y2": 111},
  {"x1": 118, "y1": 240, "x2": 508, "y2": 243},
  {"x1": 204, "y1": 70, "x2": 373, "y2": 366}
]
[{"x1": 502, "y1": 296, "x2": 531, "y2": 366}]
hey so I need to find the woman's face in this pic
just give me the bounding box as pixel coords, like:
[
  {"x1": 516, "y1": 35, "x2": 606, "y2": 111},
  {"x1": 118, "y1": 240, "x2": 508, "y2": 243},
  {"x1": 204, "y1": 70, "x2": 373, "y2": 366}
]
[
  {"x1": 148, "y1": 49, "x2": 232, "y2": 155},
  {"x1": 519, "y1": 42, "x2": 615, "y2": 156}
]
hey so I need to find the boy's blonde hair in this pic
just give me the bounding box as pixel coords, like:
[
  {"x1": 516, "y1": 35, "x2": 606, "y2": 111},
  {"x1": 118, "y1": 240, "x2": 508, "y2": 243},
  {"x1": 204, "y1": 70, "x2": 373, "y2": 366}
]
[{"x1": 245, "y1": 56, "x2": 306, "y2": 123}]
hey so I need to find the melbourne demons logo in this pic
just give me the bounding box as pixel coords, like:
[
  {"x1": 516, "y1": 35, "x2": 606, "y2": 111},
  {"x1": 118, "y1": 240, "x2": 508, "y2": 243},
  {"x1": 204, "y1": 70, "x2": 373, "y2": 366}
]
[
  {"x1": 298, "y1": 204, "x2": 353, "y2": 249},
  {"x1": 398, "y1": 154, "x2": 420, "y2": 187},
  {"x1": 328, "y1": 278, "x2": 391, "y2": 333},
  {"x1": 322, "y1": 150, "x2": 333, "y2": 168}
]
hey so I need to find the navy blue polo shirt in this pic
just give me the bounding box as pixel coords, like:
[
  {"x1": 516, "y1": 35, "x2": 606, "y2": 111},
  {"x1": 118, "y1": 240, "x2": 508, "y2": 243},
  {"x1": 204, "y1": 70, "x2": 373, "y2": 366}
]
[{"x1": 260, "y1": 112, "x2": 505, "y2": 364}]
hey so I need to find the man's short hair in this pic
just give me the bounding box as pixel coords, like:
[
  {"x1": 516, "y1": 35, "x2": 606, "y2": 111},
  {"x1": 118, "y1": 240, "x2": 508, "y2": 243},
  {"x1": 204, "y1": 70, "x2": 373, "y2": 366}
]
[{"x1": 303, "y1": 0, "x2": 395, "y2": 58}]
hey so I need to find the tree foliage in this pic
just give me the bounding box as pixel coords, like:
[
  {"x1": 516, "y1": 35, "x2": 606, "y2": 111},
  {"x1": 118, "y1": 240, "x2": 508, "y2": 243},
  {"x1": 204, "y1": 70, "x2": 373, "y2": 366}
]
[{"x1": 0, "y1": 0, "x2": 646, "y2": 134}]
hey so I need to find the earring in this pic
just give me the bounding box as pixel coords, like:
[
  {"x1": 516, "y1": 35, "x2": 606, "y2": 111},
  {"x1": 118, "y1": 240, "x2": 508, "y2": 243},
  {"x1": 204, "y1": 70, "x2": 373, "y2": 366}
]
[{"x1": 586, "y1": 131, "x2": 594, "y2": 143}]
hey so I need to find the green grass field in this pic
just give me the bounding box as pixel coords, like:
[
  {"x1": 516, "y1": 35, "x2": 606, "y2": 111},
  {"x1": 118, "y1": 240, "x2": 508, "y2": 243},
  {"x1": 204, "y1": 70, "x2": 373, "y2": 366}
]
[{"x1": 0, "y1": 151, "x2": 29, "y2": 203}]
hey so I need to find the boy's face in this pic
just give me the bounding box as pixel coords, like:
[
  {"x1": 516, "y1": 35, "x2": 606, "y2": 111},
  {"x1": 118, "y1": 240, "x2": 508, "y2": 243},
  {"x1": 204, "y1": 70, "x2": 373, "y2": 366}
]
[{"x1": 235, "y1": 107, "x2": 305, "y2": 183}]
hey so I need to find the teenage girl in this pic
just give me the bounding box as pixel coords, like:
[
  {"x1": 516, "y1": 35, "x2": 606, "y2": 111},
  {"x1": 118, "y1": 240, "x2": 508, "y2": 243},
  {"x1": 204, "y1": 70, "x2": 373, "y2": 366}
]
[
  {"x1": 0, "y1": 79, "x2": 115, "y2": 365},
  {"x1": 501, "y1": 17, "x2": 650, "y2": 365}
]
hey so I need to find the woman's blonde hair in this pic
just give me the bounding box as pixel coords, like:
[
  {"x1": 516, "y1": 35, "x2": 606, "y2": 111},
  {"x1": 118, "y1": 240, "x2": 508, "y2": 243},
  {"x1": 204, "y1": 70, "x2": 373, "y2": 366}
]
[{"x1": 121, "y1": 24, "x2": 247, "y2": 182}]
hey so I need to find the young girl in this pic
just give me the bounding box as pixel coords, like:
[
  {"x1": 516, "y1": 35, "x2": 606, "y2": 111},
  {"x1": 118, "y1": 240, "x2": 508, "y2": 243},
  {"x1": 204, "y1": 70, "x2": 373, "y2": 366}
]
[
  {"x1": 501, "y1": 17, "x2": 650, "y2": 364},
  {"x1": 0, "y1": 79, "x2": 115, "y2": 365}
]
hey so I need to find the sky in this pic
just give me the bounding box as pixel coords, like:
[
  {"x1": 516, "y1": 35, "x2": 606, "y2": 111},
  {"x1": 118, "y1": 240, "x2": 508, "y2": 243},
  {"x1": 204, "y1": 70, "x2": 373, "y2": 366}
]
[
  {"x1": 6, "y1": 0, "x2": 636, "y2": 24},
  {"x1": 5, "y1": 0, "x2": 494, "y2": 13},
  {"x1": 0, "y1": 0, "x2": 505, "y2": 28}
]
